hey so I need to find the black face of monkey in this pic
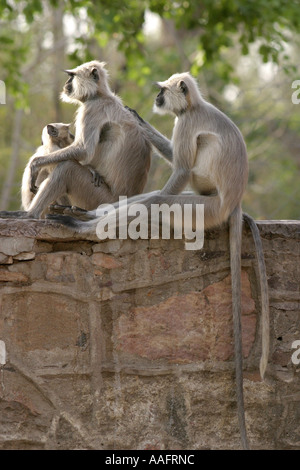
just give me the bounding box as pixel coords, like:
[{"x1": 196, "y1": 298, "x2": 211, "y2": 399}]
[
  {"x1": 47, "y1": 124, "x2": 59, "y2": 137},
  {"x1": 156, "y1": 88, "x2": 165, "y2": 107},
  {"x1": 64, "y1": 73, "x2": 74, "y2": 95},
  {"x1": 44, "y1": 124, "x2": 74, "y2": 147}
]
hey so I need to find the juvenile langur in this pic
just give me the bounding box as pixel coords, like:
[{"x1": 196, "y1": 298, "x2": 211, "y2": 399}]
[
  {"x1": 24, "y1": 60, "x2": 151, "y2": 218},
  {"x1": 21, "y1": 123, "x2": 74, "y2": 211},
  {"x1": 49, "y1": 73, "x2": 269, "y2": 450},
  {"x1": 0, "y1": 123, "x2": 74, "y2": 219}
]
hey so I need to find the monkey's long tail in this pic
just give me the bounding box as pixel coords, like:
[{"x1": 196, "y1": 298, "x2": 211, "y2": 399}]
[
  {"x1": 229, "y1": 206, "x2": 249, "y2": 450},
  {"x1": 243, "y1": 213, "x2": 269, "y2": 380},
  {"x1": 0, "y1": 210, "x2": 27, "y2": 218}
]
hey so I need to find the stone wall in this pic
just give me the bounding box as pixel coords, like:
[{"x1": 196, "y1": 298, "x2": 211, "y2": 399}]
[{"x1": 0, "y1": 218, "x2": 299, "y2": 450}]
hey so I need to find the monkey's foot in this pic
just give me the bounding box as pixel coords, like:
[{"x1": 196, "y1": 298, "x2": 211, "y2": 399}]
[
  {"x1": 49, "y1": 204, "x2": 73, "y2": 214},
  {"x1": 48, "y1": 204, "x2": 93, "y2": 221},
  {"x1": 85, "y1": 165, "x2": 105, "y2": 187}
]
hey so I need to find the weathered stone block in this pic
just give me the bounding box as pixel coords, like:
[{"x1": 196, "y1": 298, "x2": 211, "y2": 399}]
[
  {"x1": 116, "y1": 273, "x2": 255, "y2": 364},
  {"x1": 0, "y1": 219, "x2": 299, "y2": 450}
]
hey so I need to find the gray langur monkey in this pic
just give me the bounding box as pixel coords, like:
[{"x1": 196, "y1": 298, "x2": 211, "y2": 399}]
[
  {"x1": 22, "y1": 60, "x2": 151, "y2": 218},
  {"x1": 129, "y1": 73, "x2": 269, "y2": 450},
  {"x1": 22, "y1": 123, "x2": 74, "y2": 211},
  {"x1": 48, "y1": 72, "x2": 269, "y2": 450}
]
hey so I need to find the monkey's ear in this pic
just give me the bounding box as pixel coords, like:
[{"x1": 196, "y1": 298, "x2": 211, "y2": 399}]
[
  {"x1": 179, "y1": 80, "x2": 188, "y2": 95},
  {"x1": 47, "y1": 125, "x2": 58, "y2": 137},
  {"x1": 91, "y1": 68, "x2": 99, "y2": 81}
]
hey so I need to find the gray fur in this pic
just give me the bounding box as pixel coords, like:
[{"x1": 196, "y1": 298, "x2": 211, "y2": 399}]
[
  {"x1": 54, "y1": 72, "x2": 269, "y2": 450},
  {"x1": 243, "y1": 213, "x2": 269, "y2": 379}
]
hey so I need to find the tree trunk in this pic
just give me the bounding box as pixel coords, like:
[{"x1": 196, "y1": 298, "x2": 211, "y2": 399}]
[{"x1": 52, "y1": 4, "x2": 66, "y2": 122}]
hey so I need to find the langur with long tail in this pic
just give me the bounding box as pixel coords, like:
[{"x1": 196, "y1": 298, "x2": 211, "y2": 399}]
[{"x1": 49, "y1": 72, "x2": 269, "y2": 450}]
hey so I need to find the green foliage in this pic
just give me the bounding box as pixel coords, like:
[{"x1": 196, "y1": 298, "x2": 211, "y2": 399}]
[
  {"x1": 1, "y1": 0, "x2": 300, "y2": 97},
  {"x1": 0, "y1": 0, "x2": 299, "y2": 218},
  {"x1": 0, "y1": 4, "x2": 29, "y2": 105}
]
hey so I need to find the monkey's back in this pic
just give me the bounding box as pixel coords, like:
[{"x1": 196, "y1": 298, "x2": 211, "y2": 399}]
[{"x1": 82, "y1": 98, "x2": 151, "y2": 197}]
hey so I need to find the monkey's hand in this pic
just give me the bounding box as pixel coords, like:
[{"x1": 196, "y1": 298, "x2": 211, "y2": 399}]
[
  {"x1": 30, "y1": 157, "x2": 42, "y2": 193},
  {"x1": 86, "y1": 165, "x2": 105, "y2": 187},
  {"x1": 125, "y1": 106, "x2": 145, "y2": 125}
]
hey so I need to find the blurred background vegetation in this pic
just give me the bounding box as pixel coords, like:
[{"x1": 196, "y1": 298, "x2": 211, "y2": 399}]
[{"x1": 0, "y1": 0, "x2": 299, "y2": 219}]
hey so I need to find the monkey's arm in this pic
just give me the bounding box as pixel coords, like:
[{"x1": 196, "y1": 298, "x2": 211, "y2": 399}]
[
  {"x1": 125, "y1": 106, "x2": 173, "y2": 163},
  {"x1": 160, "y1": 126, "x2": 201, "y2": 195},
  {"x1": 29, "y1": 145, "x2": 87, "y2": 192},
  {"x1": 145, "y1": 124, "x2": 173, "y2": 163}
]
